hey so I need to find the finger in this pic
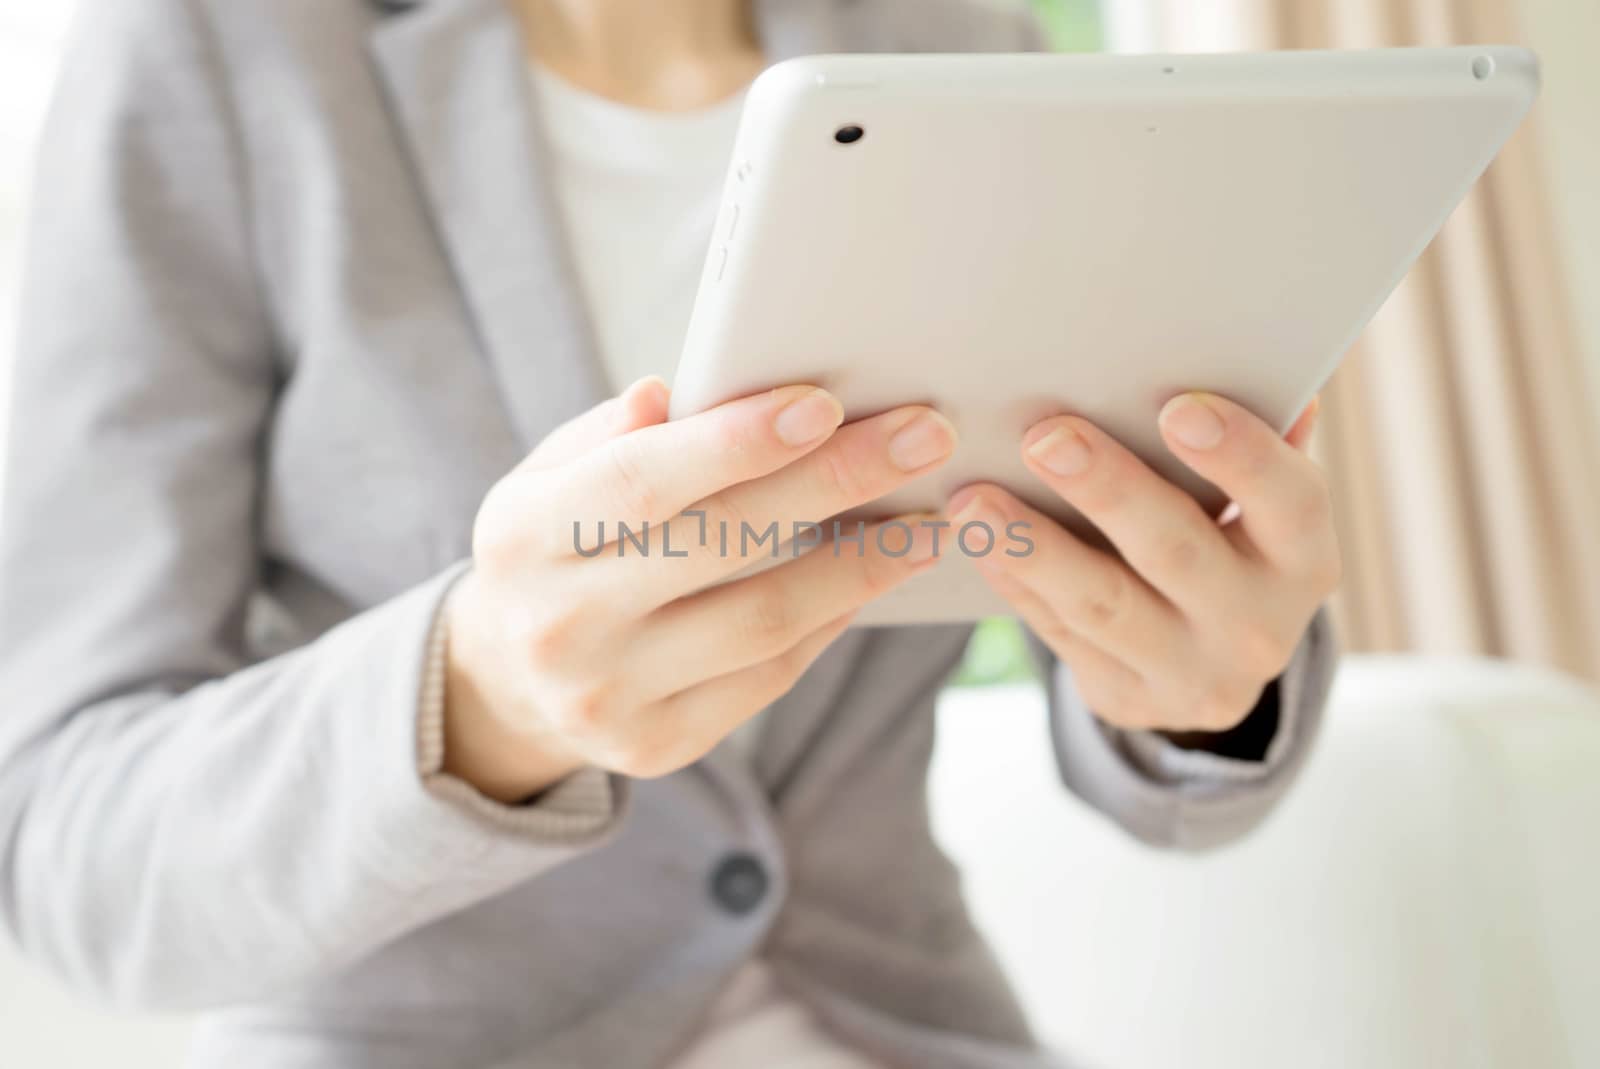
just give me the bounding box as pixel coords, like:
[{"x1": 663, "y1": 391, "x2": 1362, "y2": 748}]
[
  {"x1": 1020, "y1": 414, "x2": 1242, "y2": 614},
  {"x1": 1034, "y1": 631, "x2": 1159, "y2": 732},
  {"x1": 1157, "y1": 392, "x2": 1337, "y2": 577},
  {"x1": 1220, "y1": 398, "x2": 1315, "y2": 525},
  {"x1": 607, "y1": 405, "x2": 957, "y2": 608},
  {"x1": 947, "y1": 484, "x2": 1189, "y2": 676},
  {"x1": 520, "y1": 376, "x2": 670, "y2": 472},
  {"x1": 625, "y1": 611, "x2": 857, "y2": 778},
  {"x1": 982, "y1": 560, "x2": 1252, "y2": 734},
  {"x1": 624, "y1": 515, "x2": 940, "y2": 701},
  {"x1": 1049, "y1": 634, "x2": 1164, "y2": 731},
  {"x1": 984, "y1": 568, "x2": 1260, "y2": 734},
  {"x1": 976, "y1": 566, "x2": 1154, "y2": 724},
  {"x1": 537, "y1": 384, "x2": 846, "y2": 551},
  {"x1": 1283, "y1": 395, "x2": 1320, "y2": 453}
]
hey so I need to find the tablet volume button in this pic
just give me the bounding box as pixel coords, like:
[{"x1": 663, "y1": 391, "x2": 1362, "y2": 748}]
[
  {"x1": 714, "y1": 246, "x2": 729, "y2": 282},
  {"x1": 726, "y1": 204, "x2": 740, "y2": 240}
]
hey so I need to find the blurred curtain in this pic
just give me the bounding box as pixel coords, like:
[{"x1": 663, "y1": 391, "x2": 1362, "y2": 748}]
[{"x1": 1138, "y1": 0, "x2": 1600, "y2": 683}]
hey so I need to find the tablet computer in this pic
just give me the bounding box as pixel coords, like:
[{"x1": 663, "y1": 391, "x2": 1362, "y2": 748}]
[{"x1": 669, "y1": 47, "x2": 1539, "y2": 625}]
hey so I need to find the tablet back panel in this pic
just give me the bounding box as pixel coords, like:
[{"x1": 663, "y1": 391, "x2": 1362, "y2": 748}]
[{"x1": 671, "y1": 48, "x2": 1538, "y2": 624}]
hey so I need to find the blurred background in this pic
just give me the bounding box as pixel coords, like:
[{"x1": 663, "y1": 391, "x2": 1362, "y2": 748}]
[
  {"x1": 4, "y1": 2, "x2": 1599, "y2": 685},
  {"x1": 2, "y1": 1, "x2": 1597, "y2": 1067}
]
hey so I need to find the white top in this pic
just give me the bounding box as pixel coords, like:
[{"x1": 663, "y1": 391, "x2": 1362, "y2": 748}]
[
  {"x1": 529, "y1": 64, "x2": 883, "y2": 1069},
  {"x1": 531, "y1": 64, "x2": 738, "y2": 392}
]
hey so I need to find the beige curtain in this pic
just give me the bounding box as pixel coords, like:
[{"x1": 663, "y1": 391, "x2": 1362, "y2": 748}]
[{"x1": 1141, "y1": 0, "x2": 1600, "y2": 682}]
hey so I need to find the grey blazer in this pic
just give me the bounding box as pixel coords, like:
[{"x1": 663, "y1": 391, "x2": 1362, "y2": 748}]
[{"x1": 0, "y1": 1, "x2": 1336, "y2": 1066}]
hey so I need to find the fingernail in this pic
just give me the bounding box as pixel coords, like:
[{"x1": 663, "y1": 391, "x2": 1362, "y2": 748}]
[
  {"x1": 774, "y1": 389, "x2": 844, "y2": 447},
  {"x1": 949, "y1": 490, "x2": 996, "y2": 531},
  {"x1": 1027, "y1": 425, "x2": 1092, "y2": 477},
  {"x1": 888, "y1": 411, "x2": 957, "y2": 472},
  {"x1": 947, "y1": 487, "x2": 978, "y2": 519},
  {"x1": 1161, "y1": 393, "x2": 1226, "y2": 451},
  {"x1": 948, "y1": 493, "x2": 1005, "y2": 567}
]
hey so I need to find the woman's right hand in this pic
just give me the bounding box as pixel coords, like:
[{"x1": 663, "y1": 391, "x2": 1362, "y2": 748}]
[{"x1": 442, "y1": 377, "x2": 959, "y2": 802}]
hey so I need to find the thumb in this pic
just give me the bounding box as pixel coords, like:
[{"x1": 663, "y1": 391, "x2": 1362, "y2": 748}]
[{"x1": 519, "y1": 375, "x2": 671, "y2": 472}]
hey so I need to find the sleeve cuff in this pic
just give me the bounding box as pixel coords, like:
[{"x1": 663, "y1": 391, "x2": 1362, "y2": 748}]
[
  {"x1": 413, "y1": 568, "x2": 623, "y2": 844},
  {"x1": 332, "y1": 564, "x2": 630, "y2": 898},
  {"x1": 1046, "y1": 608, "x2": 1337, "y2": 850},
  {"x1": 1115, "y1": 687, "x2": 1292, "y2": 788}
]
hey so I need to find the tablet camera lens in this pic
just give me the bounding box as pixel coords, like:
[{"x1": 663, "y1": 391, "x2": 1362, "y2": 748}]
[{"x1": 834, "y1": 124, "x2": 865, "y2": 145}]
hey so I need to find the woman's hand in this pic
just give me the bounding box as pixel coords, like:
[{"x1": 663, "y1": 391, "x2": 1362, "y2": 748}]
[
  {"x1": 949, "y1": 393, "x2": 1340, "y2": 737},
  {"x1": 443, "y1": 377, "x2": 958, "y2": 801}
]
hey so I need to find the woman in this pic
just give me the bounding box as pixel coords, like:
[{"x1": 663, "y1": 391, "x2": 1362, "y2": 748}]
[{"x1": 0, "y1": 0, "x2": 1339, "y2": 1065}]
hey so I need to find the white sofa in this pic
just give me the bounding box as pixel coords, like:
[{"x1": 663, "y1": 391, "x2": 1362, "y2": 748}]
[
  {"x1": 934, "y1": 655, "x2": 1600, "y2": 1069},
  {"x1": 3, "y1": 655, "x2": 1597, "y2": 1067}
]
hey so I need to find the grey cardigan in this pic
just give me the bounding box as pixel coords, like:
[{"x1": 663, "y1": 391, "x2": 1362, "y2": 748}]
[{"x1": 0, "y1": 0, "x2": 1336, "y2": 1066}]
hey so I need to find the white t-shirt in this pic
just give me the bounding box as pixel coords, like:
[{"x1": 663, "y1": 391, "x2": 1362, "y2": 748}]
[
  {"x1": 529, "y1": 65, "x2": 883, "y2": 1069},
  {"x1": 531, "y1": 64, "x2": 737, "y2": 393}
]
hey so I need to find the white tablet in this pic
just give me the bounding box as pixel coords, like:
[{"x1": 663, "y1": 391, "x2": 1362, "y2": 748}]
[{"x1": 669, "y1": 47, "x2": 1539, "y2": 625}]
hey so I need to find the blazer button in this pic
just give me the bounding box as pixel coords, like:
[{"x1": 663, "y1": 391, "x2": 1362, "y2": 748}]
[{"x1": 709, "y1": 852, "x2": 769, "y2": 916}]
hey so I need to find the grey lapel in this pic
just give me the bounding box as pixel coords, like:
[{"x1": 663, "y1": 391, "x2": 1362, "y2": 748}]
[
  {"x1": 369, "y1": 0, "x2": 608, "y2": 450},
  {"x1": 754, "y1": 0, "x2": 845, "y2": 59},
  {"x1": 754, "y1": 0, "x2": 922, "y2": 57},
  {"x1": 367, "y1": 0, "x2": 881, "y2": 450}
]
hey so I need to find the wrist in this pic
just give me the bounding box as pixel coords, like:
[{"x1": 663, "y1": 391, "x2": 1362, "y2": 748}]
[{"x1": 440, "y1": 574, "x2": 588, "y2": 803}]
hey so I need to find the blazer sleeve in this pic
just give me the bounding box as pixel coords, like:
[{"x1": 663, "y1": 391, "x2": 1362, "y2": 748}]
[
  {"x1": 990, "y1": 0, "x2": 1339, "y2": 848},
  {"x1": 1035, "y1": 611, "x2": 1337, "y2": 851},
  {"x1": 0, "y1": 0, "x2": 621, "y2": 1013}
]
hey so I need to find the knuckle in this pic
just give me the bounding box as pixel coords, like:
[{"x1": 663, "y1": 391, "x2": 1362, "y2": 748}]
[
  {"x1": 719, "y1": 403, "x2": 780, "y2": 467},
  {"x1": 740, "y1": 586, "x2": 796, "y2": 645},
  {"x1": 1032, "y1": 615, "x2": 1076, "y2": 652},
  {"x1": 605, "y1": 442, "x2": 659, "y2": 521},
  {"x1": 548, "y1": 681, "x2": 614, "y2": 736},
  {"x1": 817, "y1": 441, "x2": 872, "y2": 505},
  {"x1": 534, "y1": 614, "x2": 585, "y2": 662},
  {"x1": 517, "y1": 618, "x2": 570, "y2": 674},
  {"x1": 703, "y1": 490, "x2": 752, "y2": 552},
  {"x1": 516, "y1": 600, "x2": 596, "y2": 674},
  {"x1": 1153, "y1": 531, "x2": 1204, "y2": 576},
  {"x1": 710, "y1": 408, "x2": 753, "y2": 457},
  {"x1": 1074, "y1": 568, "x2": 1132, "y2": 630}
]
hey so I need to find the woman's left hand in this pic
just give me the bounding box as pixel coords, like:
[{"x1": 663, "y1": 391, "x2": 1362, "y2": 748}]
[{"x1": 947, "y1": 392, "x2": 1341, "y2": 738}]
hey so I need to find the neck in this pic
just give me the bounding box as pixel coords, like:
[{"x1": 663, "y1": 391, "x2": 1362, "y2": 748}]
[{"x1": 515, "y1": 0, "x2": 764, "y2": 110}]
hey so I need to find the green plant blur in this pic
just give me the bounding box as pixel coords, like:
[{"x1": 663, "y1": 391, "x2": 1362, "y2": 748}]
[
  {"x1": 1030, "y1": 0, "x2": 1103, "y2": 53},
  {"x1": 950, "y1": 0, "x2": 1100, "y2": 688}
]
